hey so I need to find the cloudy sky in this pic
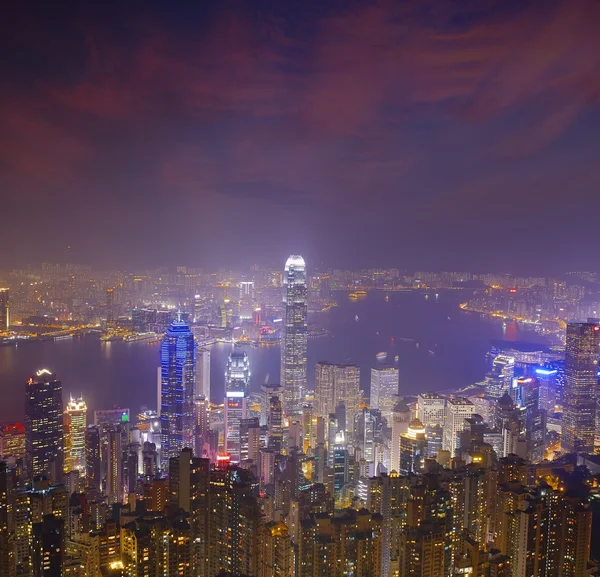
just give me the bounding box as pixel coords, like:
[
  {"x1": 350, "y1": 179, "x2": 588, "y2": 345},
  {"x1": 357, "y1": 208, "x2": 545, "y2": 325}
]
[{"x1": 1, "y1": 0, "x2": 599, "y2": 272}]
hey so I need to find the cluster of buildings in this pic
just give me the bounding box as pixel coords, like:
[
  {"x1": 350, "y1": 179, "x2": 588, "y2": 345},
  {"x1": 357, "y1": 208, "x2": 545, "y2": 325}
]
[{"x1": 1, "y1": 256, "x2": 600, "y2": 576}]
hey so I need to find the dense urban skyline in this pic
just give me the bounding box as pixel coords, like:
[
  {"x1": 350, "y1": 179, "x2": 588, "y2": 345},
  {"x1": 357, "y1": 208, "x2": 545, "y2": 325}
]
[{"x1": 2, "y1": 0, "x2": 600, "y2": 272}]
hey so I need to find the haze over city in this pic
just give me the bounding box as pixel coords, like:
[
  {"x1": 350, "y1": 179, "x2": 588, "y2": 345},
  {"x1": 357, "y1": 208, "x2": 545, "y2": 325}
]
[{"x1": 2, "y1": 0, "x2": 600, "y2": 272}]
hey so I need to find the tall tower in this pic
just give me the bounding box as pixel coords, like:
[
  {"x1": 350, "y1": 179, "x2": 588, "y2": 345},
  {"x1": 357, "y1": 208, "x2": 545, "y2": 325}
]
[
  {"x1": 370, "y1": 366, "x2": 399, "y2": 420},
  {"x1": 160, "y1": 317, "x2": 196, "y2": 469},
  {"x1": 63, "y1": 397, "x2": 87, "y2": 475},
  {"x1": 0, "y1": 288, "x2": 9, "y2": 333},
  {"x1": 224, "y1": 351, "x2": 250, "y2": 462},
  {"x1": 281, "y1": 255, "x2": 307, "y2": 414},
  {"x1": 25, "y1": 369, "x2": 64, "y2": 481},
  {"x1": 562, "y1": 322, "x2": 600, "y2": 454}
]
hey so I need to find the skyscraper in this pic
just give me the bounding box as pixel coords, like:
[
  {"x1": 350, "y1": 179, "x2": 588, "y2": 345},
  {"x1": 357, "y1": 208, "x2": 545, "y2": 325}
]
[
  {"x1": 0, "y1": 288, "x2": 9, "y2": 333},
  {"x1": 196, "y1": 348, "x2": 211, "y2": 401},
  {"x1": 370, "y1": 366, "x2": 399, "y2": 419},
  {"x1": 314, "y1": 362, "x2": 360, "y2": 435},
  {"x1": 562, "y1": 322, "x2": 600, "y2": 454},
  {"x1": 281, "y1": 255, "x2": 307, "y2": 414},
  {"x1": 160, "y1": 316, "x2": 196, "y2": 468},
  {"x1": 442, "y1": 397, "x2": 475, "y2": 456},
  {"x1": 63, "y1": 397, "x2": 87, "y2": 475},
  {"x1": 224, "y1": 351, "x2": 250, "y2": 462},
  {"x1": 25, "y1": 369, "x2": 64, "y2": 481}
]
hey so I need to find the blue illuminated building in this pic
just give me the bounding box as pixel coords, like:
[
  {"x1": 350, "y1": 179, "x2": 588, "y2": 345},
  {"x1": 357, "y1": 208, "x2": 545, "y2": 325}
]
[{"x1": 160, "y1": 315, "x2": 196, "y2": 469}]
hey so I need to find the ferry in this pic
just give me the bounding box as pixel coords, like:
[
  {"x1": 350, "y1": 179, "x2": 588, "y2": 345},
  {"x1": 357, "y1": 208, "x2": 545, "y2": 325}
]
[
  {"x1": 376, "y1": 352, "x2": 388, "y2": 360},
  {"x1": 124, "y1": 332, "x2": 156, "y2": 343},
  {"x1": 54, "y1": 334, "x2": 74, "y2": 342},
  {"x1": 394, "y1": 355, "x2": 399, "y2": 362}
]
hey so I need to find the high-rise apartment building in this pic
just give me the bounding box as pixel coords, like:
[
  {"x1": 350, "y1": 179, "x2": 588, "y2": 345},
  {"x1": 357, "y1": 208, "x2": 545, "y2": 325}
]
[
  {"x1": 0, "y1": 422, "x2": 26, "y2": 461},
  {"x1": 25, "y1": 370, "x2": 64, "y2": 481},
  {"x1": 281, "y1": 255, "x2": 307, "y2": 414},
  {"x1": 224, "y1": 351, "x2": 250, "y2": 462},
  {"x1": 31, "y1": 515, "x2": 64, "y2": 577},
  {"x1": 315, "y1": 362, "x2": 360, "y2": 435},
  {"x1": 160, "y1": 317, "x2": 196, "y2": 468},
  {"x1": 562, "y1": 321, "x2": 599, "y2": 454},
  {"x1": 63, "y1": 397, "x2": 87, "y2": 475},
  {"x1": 370, "y1": 366, "x2": 399, "y2": 419},
  {"x1": 442, "y1": 397, "x2": 475, "y2": 456},
  {"x1": 0, "y1": 288, "x2": 9, "y2": 333}
]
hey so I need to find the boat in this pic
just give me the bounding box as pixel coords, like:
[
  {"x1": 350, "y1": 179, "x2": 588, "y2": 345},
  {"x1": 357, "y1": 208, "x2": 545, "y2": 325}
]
[
  {"x1": 124, "y1": 332, "x2": 156, "y2": 343},
  {"x1": 355, "y1": 315, "x2": 359, "y2": 322},
  {"x1": 385, "y1": 295, "x2": 389, "y2": 302},
  {"x1": 394, "y1": 355, "x2": 399, "y2": 362},
  {"x1": 355, "y1": 290, "x2": 367, "y2": 296},
  {"x1": 428, "y1": 350, "x2": 436, "y2": 356},
  {"x1": 54, "y1": 334, "x2": 73, "y2": 342},
  {"x1": 376, "y1": 352, "x2": 388, "y2": 360}
]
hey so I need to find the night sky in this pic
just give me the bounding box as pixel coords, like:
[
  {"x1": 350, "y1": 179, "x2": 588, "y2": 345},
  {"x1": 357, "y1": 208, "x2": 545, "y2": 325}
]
[{"x1": 2, "y1": 0, "x2": 599, "y2": 272}]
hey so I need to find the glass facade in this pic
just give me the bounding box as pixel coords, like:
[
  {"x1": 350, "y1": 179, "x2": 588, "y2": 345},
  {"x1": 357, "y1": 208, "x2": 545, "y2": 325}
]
[
  {"x1": 160, "y1": 317, "x2": 196, "y2": 469},
  {"x1": 562, "y1": 322, "x2": 599, "y2": 454},
  {"x1": 281, "y1": 255, "x2": 308, "y2": 414},
  {"x1": 224, "y1": 351, "x2": 250, "y2": 462}
]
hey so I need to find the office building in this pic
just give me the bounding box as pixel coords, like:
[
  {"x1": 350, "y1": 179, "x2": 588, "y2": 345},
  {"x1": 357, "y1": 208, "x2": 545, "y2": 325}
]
[
  {"x1": 562, "y1": 322, "x2": 600, "y2": 454},
  {"x1": 315, "y1": 362, "x2": 360, "y2": 435},
  {"x1": 25, "y1": 369, "x2": 64, "y2": 481},
  {"x1": 390, "y1": 400, "x2": 410, "y2": 474},
  {"x1": 399, "y1": 419, "x2": 427, "y2": 474},
  {"x1": 442, "y1": 397, "x2": 475, "y2": 456},
  {"x1": 0, "y1": 422, "x2": 26, "y2": 460},
  {"x1": 239, "y1": 281, "x2": 255, "y2": 320},
  {"x1": 370, "y1": 366, "x2": 399, "y2": 419},
  {"x1": 63, "y1": 397, "x2": 87, "y2": 475},
  {"x1": 0, "y1": 288, "x2": 8, "y2": 333},
  {"x1": 196, "y1": 348, "x2": 210, "y2": 401},
  {"x1": 160, "y1": 316, "x2": 196, "y2": 468},
  {"x1": 224, "y1": 351, "x2": 250, "y2": 462},
  {"x1": 240, "y1": 418, "x2": 261, "y2": 465},
  {"x1": 281, "y1": 255, "x2": 308, "y2": 414}
]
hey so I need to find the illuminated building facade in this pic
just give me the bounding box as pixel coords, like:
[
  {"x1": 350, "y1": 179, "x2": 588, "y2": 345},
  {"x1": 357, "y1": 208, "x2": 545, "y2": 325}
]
[
  {"x1": 25, "y1": 369, "x2": 64, "y2": 481},
  {"x1": 195, "y1": 348, "x2": 210, "y2": 401},
  {"x1": 399, "y1": 419, "x2": 427, "y2": 474},
  {"x1": 442, "y1": 397, "x2": 475, "y2": 456},
  {"x1": 281, "y1": 255, "x2": 307, "y2": 414},
  {"x1": 224, "y1": 351, "x2": 250, "y2": 462},
  {"x1": 562, "y1": 322, "x2": 599, "y2": 454},
  {"x1": 0, "y1": 288, "x2": 9, "y2": 332},
  {"x1": 314, "y1": 362, "x2": 360, "y2": 436},
  {"x1": 160, "y1": 317, "x2": 196, "y2": 468},
  {"x1": 0, "y1": 422, "x2": 26, "y2": 460},
  {"x1": 239, "y1": 281, "x2": 255, "y2": 320},
  {"x1": 370, "y1": 366, "x2": 399, "y2": 419},
  {"x1": 63, "y1": 397, "x2": 87, "y2": 475}
]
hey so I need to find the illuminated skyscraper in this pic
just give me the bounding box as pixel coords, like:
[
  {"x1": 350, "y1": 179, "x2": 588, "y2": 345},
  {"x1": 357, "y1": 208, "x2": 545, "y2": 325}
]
[
  {"x1": 25, "y1": 369, "x2": 64, "y2": 481},
  {"x1": 0, "y1": 288, "x2": 9, "y2": 333},
  {"x1": 314, "y1": 362, "x2": 360, "y2": 435},
  {"x1": 195, "y1": 348, "x2": 210, "y2": 401},
  {"x1": 562, "y1": 321, "x2": 600, "y2": 454},
  {"x1": 281, "y1": 255, "x2": 307, "y2": 414},
  {"x1": 239, "y1": 281, "x2": 255, "y2": 320},
  {"x1": 160, "y1": 317, "x2": 196, "y2": 469},
  {"x1": 224, "y1": 351, "x2": 250, "y2": 462},
  {"x1": 63, "y1": 397, "x2": 87, "y2": 475},
  {"x1": 370, "y1": 366, "x2": 399, "y2": 419},
  {"x1": 442, "y1": 397, "x2": 475, "y2": 456}
]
